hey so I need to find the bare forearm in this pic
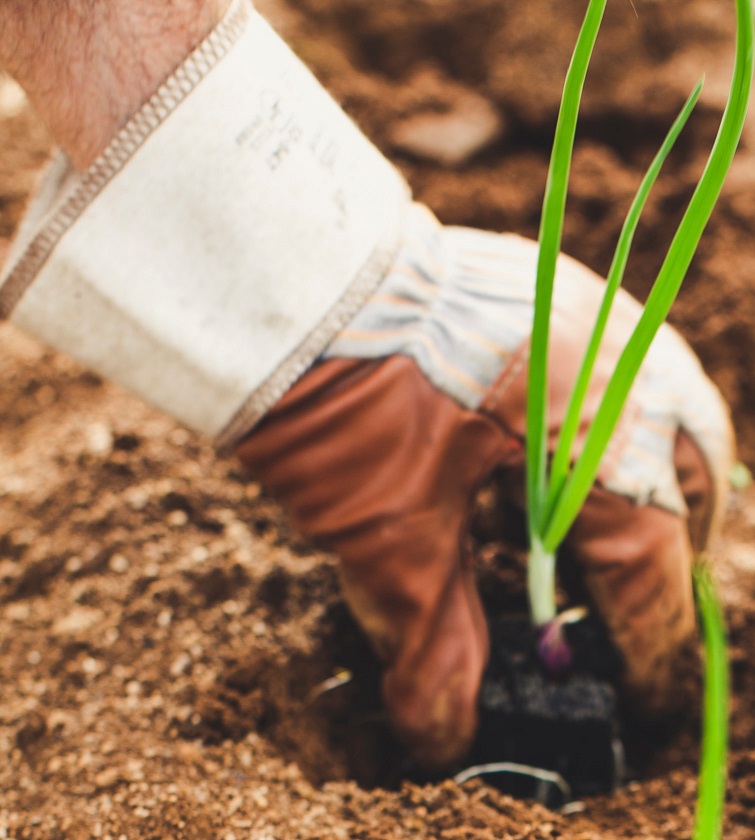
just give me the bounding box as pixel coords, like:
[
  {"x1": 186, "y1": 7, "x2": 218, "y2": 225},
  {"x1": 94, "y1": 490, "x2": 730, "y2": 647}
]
[{"x1": 0, "y1": 0, "x2": 231, "y2": 170}]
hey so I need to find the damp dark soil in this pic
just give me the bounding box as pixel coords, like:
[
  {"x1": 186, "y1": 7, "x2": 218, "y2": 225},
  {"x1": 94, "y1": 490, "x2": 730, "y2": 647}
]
[{"x1": 2, "y1": 0, "x2": 755, "y2": 837}]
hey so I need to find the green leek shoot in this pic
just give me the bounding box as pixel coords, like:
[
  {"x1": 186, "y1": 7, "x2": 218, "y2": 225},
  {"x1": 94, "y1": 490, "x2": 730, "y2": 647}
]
[{"x1": 526, "y1": 0, "x2": 753, "y2": 621}]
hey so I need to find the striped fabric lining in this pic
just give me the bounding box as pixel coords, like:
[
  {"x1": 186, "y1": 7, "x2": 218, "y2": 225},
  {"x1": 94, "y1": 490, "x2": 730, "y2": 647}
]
[
  {"x1": 603, "y1": 320, "x2": 733, "y2": 521},
  {"x1": 323, "y1": 203, "x2": 733, "y2": 517},
  {"x1": 324, "y1": 203, "x2": 534, "y2": 409}
]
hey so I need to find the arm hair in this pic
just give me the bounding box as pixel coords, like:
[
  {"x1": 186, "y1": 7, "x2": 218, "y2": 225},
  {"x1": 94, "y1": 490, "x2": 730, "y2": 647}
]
[{"x1": 0, "y1": 0, "x2": 230, "y2": 169}]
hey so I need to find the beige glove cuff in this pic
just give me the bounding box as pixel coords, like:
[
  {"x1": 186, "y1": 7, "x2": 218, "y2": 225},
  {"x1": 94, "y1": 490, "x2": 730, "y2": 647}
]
[{"x1": 0, "y1": 0, "x2": 409, "y2": 447}]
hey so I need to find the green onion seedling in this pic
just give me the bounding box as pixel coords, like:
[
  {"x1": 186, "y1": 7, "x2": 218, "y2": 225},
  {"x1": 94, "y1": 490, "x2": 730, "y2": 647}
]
[
  {"x1": 526, "y1": 0, "x2": 752, "y2": 640},
  {"x1": 693, "y1": 564, "x2": 729, "y2": 840},
  {"x1": 524, "y1": 0, "x2": 752, "y2": 834}
]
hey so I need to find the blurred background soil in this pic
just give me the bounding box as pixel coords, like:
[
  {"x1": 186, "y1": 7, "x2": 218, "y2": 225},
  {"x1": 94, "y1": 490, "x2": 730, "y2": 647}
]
[{"x1": 1, "y1": 0, "x2": 754, "y2": 837}]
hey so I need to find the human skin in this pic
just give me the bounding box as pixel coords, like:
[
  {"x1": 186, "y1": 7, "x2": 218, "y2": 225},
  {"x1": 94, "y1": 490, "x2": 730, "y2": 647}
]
[{"x1": 0, "y1": 0, "x2": 231, "y2": 171}]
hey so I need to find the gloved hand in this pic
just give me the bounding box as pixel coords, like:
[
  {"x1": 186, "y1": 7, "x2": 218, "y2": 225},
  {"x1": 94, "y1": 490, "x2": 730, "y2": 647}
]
[
  {"x1": 0, "y1": 0, "x2": 731, "y2": 773},
  {"x1": 236, "y1": 206, "x2": 733, "y2": 769}
]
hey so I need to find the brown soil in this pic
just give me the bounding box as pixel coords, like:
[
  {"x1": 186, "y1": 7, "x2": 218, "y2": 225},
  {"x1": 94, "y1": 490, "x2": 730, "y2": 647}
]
[{"x1": 1, "y1": 1, "x2": 754, "y2": 837}]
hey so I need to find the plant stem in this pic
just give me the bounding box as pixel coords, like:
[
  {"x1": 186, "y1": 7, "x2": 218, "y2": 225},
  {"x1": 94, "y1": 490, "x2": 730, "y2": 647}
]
[
  {"x1": 693, "y1": 564, "x2": 729, "y2": 840},
  {"x1": 525, "y1": 0, "x2": 606, "y2": 626},
  {"x1": 527, "y1": 537, "x2": 557, "y2": 626}
]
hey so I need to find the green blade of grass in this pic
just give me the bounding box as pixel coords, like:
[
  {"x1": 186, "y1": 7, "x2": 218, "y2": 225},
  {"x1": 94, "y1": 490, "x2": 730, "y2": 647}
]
[
  {"x1": 693, "y1": 563, "x2": 729, "y2": 840},
  {"x1": 544, "y1": 79, "x2": 704, "y2": 520},
  {"x1": 526, "y1": 0, "x2": 608, "y2": 541},
  {"x1": 542, "y1": 0, "x2": 754, "y2": 554}
]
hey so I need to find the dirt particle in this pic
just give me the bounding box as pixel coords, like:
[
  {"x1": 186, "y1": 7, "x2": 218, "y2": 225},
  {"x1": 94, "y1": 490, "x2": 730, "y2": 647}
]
[
  {"x1": 52, "y1": 606, "x2": 104, "y2": 635},
  {"x1": 108, "y1": 554, "x2": 130, "y2": 574},
  {"x1": 170, "y1": 653, "x2": 192, "y2": 677},
  {"x1": 167, "y1": 509, "x2": 189, "y2": 527},
  {"x1": 94, "y1": 767, "x2": 122, "y2": 790},
  {"x1": 113, "y1": 432, "x2": 141, "y2": 451},
  {"x1": 15, "y1": 711, "x2": 47, "y2": 750},
  {"x1": 256, "y1": 566, "x2": 291, "y2": 611},
  {"x1": 85, "y1": 423, "x2": 114, "y2": 455}
]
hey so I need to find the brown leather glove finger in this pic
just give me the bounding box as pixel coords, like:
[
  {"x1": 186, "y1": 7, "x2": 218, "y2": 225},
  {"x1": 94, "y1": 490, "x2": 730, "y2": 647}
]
[
  {"x1": 564, "y1": 428, "x2": 722, "y2": 714},
  {"x1": 562, "y1": 483, "x2": 696, "y2": 713},
  {"x1": 478, "y1": 278, "x2": 731, "y2": 717},
  {"x1": 236, "y1": 354, "x2": 520, "y2": 768}
]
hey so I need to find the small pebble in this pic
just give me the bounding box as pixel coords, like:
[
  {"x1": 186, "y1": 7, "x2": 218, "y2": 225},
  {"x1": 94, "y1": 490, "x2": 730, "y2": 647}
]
[
  {"x1": 85, "y1": 423, "x2": 114, "y2": 456},
  {"x1": 82, "y1": 657, "x2": 99, "y2": 675},
  {"x1": 168, "y1": 428, "x2": 191, "y2": 446},
  {"x1": 5, "y1": 602, "x2": 30, "y2": 621},
  {"x1": 390, "y1": 90, "x2": 503, "y2": 166},
  {"x1": 109, "y1": 554, "x2": 130, "y2": 574},
  {"x1": 157, "y1": 609, "x2": 173, "y2": 627},
  {"x1": 190, "y1": 546, "x2": 209, "y2": 563},
  {"x1": 167, "y1": 510, "x2": 189, "y2": 527},
  {"x1": 65, "y1": 556, "x2": 83, "y2": 574},
  {"x1": 104, "y1": 627, "x2": 120, "y2": 645},
  {"x1": 252, "y1": 621, "x2": 268, "y2": 637},
  {"x1": 53, "y1": 607, "x2": 103, "y2": 635},
  {"x1": 170, "y1": 653, "x2": 191, "y2": 677}
]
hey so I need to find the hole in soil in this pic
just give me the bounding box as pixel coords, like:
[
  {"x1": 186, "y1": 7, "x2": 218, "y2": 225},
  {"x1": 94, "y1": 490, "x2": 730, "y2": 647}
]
[
  {"x1": 178, "y1": 485, "x2": 707, "y2": 798},
  {"x1": 179, "y1": 511, "x2": 547, "y2": 793}
]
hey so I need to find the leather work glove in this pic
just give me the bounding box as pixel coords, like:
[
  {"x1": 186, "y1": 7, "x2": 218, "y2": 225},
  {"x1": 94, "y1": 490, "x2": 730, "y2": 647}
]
[{"x1": 236, "y1": 205, "x2": 733, "y2": 769}]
